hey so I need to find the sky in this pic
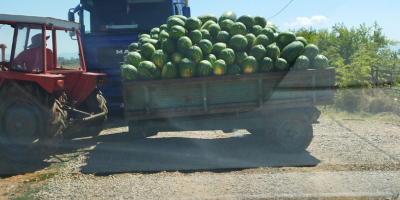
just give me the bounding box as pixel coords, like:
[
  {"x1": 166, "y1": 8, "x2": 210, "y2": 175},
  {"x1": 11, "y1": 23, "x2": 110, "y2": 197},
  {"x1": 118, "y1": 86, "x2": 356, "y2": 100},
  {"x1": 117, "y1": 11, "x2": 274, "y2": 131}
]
[{"x1": 0, "y1": 0, "x2": 399, "y2": 55}]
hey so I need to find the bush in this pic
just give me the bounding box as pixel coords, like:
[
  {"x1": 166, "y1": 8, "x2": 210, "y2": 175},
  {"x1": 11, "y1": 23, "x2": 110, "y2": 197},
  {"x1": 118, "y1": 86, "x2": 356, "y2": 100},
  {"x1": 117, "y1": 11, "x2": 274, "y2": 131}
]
[{"x1": 333, "y1": 87, "x2": 399, "y2": 115}]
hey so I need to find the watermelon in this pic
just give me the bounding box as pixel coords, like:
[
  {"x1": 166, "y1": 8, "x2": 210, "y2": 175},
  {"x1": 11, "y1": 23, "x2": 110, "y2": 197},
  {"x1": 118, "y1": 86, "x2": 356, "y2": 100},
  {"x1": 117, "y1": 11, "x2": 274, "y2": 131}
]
[
  {"x1": 204, "y1": 54, "x2": 217, "y2": 64},
  {"x1": 151, "y1": 50, "x2": 169, "y2": 69},
  {"x1": 230, "y1": 22, "x2": 247, "y2": 36},
  {"x1": 179, "y1": 58, "x2": 196, "y2": 78},
  {"x1": 161, "y1": 62, "x2": 178, "y2": 79},
  {"x1": 197, "y1": 39, "x2": 213, "y2": 55},
  {"x1": 212, "y1": 42, "x2": 227, "y2": 56},
  {"x1": 220, "y1": 19, "x2": 234, "y2": 32},
  {"x1": 245, "y1": 33, "x2": 256, "y2": 52},
  {"x1": 292, "y1": 55, "x2": 309, "y2": 70},
  {"x1": 227, "y1": 64, "x2": 242, "y2": 75},
  {"x1": 161, "y1": 38, "x2": 177, "y2": 55},
  {"x1": 242, "y1": 56, "x2": 258, "y2": 74},
  {"x1": 259, "y1": 28, "x2": 275, "y2": 44},
  {"x1": 159, "y1": 30, "x2": 169, "y2": 42},
  {"x1": 200, "y1": 29, "x2": 211, "y2": 40},
  {"x1": 151, "y1": 34, "x2": 159, "y2": 40},
  {"x1": 139, "y1": 34, "x2": 151, "y2": 39},
  {"x1": 251, "y1": 25, "x2": 262, "y2": 36},
  {"x1": 250, "y1": 44, "x2": 267, "y2": 61},
  {"x1": 137, "y1": 61, "x2": 161, "y2": 80},
  {"x1": 185, "y1": 17, "x2": 202, "y2": 31},
  {"x1": 212, "y1": 59, "x2": 227, "y2": 75},
  {"x1": 120, "y1": 64, "x2": 140, "y2": 82},
  {"x1": 169, "y1": 25, "x2": 186, "y2": 41},
  {"x1": 280, "y1": 41, "x2": 305, "y2": 65},
  {"x1": 296, "y1": 36, "x2": 307, "y2": 47},
  {"x1": 140, "y1": 43, "x2": 156, "y2": 60},
  {"x1": 229, "y1": 35, "x2": 248, "y2": 52},
  {"x1": 177, "y1": 36, "x2": 193, "y2": 55},
  {"x1": 125, "y1": 51, "x2": 142, "y2": 66},
  {"x1": 128, "y1": 42, "x2": 139, "y2": 52},
  {"x1": 252, "y1": 34, "x2": 269, "y2": 48},
  {"x1": 188, "y1": 30, "x2": 203, "y2": 44},
  {"x1": 259, "y1": 57, "x2": 274, "y2": 73},
  {"x1": 236, "y1": 15, "x2": 255, "y2": 31},
  {"x1": 312, "y1": 54, "x2": 329, "y2": 69},
  {"x1": 150, "y1": 27, "x2": 160, "y2": 35},
  {"x1": 254, "y1": 15, "x2": 267, "y2": 28},
  {"x1": 196, "y1": 60, "x2": 213, "y2": 77},
  {"x1": 139, "y1": 38, "x2": 159, "y2": 48},
  {"x1": 208, "y1": 23, "x2": 221, "y2": 37},
  {"x1": 167, "y1": 17, "x2": 185, "y2": 29},
  {"x1": 218, "y1": 48, "x2": 235, "y2": 65},
  {"x1": 216, "y1": 31, "x2": 230, "y2": 44},
  {"x1": 275, "y1": 58, "x2": 290, "y2": 71},
  {"x1": 302, "y1": 44, "x2": 319, "y2": 63},
  {"x1": 197, "y1": 14, "x2": 218, "y2": 24},
  {"x1": 187, "y1": 46, "x2": 203, "y2": 64},
  {"x1": 168, "y1": 15, "x2": 187, "y2": 23},
  {"x1": 160, "y1": 24, "x2": 168, "y2": 32},
  {"x1": 276, "y1": 31, "x2": 297, "y2": 47},
  {"x1": 171, "y1": 52, "x2": 184, "y2": 64},
  {"x1": 201, "y1": 20, "x2": 216, "y2": 31},
  {"x1": 218, "y1": 11, "x2": 237, "y2": 25},
  {"x1": 265, "y1": 43, "x2": 280, "y2": 60},
  {"x1": 235, "y1": 51, "x2": 248, "y2": 67}
]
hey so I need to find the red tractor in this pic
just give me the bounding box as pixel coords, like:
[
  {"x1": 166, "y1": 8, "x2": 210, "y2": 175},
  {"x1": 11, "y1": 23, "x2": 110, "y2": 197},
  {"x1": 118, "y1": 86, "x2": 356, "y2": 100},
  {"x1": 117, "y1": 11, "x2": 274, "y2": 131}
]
[{"x1": 0, "y1": 14, "x2": 108, "y2": 161}]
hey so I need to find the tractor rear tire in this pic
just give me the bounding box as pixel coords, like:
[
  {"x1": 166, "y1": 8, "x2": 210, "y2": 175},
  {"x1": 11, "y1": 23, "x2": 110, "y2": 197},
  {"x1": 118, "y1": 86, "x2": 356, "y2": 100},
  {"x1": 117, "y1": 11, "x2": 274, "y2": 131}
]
[{"x1": 0, "y1": 82, "x2": 66, "y2": 162}]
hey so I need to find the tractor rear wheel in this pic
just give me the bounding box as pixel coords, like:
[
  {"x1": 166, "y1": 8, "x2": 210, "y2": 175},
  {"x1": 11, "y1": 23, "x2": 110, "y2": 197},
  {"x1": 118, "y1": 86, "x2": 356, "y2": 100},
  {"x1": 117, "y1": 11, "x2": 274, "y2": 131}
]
[{"x1": 0, "y1": 82, "x2": 66, "y2": 161}]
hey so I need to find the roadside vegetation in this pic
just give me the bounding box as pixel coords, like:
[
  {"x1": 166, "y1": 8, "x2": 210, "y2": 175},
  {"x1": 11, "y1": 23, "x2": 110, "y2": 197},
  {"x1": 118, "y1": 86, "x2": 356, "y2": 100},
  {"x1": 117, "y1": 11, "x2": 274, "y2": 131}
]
[{"x1": 293, "y1": 22, "x2": 400, "y2": 116}]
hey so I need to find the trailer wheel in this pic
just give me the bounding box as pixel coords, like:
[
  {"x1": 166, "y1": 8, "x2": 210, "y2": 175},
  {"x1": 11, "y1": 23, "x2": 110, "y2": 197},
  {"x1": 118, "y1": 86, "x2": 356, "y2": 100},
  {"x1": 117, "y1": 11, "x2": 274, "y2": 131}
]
[
  {"x1": 271, "y1": 112, "x2": 313, "y2": 153},
  {"x1": 0, "y1": 83, "x2": 66, "y2": 161},
  {"x1": 75, "y1": 88, "x2": 108, "y2": 137}
]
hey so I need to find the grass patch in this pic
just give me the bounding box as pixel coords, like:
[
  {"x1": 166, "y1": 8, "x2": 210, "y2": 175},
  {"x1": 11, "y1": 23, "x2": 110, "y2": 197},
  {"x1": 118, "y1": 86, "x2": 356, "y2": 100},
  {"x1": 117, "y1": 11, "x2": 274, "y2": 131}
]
[{"x1": 319, "y1": 106, "x2": 400, "y2": 123}]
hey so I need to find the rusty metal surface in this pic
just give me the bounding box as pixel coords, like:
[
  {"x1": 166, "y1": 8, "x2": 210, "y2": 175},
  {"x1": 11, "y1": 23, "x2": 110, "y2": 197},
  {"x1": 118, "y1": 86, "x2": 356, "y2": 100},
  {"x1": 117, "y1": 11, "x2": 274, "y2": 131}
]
[{"x1": 122, "y1": 68, "x2": 336, "y2": 120}]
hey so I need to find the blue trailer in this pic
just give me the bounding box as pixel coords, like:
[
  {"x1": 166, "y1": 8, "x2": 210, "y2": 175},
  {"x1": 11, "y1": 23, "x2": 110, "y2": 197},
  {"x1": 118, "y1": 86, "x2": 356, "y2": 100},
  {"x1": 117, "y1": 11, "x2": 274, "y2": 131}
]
[{"x1": 68, "y1": 0, "x2": 190, "y2": 110}]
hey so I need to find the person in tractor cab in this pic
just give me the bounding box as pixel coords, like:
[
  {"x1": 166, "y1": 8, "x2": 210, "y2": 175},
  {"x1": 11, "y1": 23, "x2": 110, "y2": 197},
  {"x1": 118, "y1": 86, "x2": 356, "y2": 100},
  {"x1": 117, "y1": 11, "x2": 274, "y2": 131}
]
[{"x1": 13, "y1": 33, "x2": 54, "y2": 72}]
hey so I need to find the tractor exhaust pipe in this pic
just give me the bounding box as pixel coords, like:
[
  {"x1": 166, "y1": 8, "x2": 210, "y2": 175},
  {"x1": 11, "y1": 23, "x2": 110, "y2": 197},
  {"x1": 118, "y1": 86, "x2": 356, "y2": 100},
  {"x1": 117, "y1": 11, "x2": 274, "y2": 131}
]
[{"x1": 0, "y1": 44, "x2": 6, "y2": 62}]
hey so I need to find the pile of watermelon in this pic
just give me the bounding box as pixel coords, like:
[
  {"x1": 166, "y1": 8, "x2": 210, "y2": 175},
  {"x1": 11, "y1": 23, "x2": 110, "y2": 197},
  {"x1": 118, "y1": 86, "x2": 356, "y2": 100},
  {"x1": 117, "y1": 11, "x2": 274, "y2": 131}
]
[{"x1": 120, "y1": 11, "x2": 329, "y2": 82}]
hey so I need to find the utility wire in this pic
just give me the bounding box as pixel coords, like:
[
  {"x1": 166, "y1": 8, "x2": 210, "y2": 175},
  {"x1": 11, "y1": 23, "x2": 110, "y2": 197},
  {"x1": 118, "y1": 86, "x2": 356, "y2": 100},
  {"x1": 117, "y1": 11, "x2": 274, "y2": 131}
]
[{"x1": 268, "y1": 0, "x2": 294, "y2": 20}]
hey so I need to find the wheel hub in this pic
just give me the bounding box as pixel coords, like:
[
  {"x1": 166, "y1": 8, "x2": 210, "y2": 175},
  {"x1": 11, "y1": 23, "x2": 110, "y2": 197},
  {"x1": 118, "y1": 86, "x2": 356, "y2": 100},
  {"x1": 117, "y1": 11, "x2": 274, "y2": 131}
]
[
  {"x1": 1, "y1": 102, "x2": 41, "y2": 150},
  {"x1": 278, "y1": 121, "x2": 304, "y2": 147}
]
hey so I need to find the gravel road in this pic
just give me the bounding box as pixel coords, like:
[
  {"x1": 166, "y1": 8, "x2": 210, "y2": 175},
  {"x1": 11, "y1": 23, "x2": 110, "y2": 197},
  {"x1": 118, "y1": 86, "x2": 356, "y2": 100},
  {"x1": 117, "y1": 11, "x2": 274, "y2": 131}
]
[{"x1": 2, "y1": 113, "x2": 400, "y2": 199}]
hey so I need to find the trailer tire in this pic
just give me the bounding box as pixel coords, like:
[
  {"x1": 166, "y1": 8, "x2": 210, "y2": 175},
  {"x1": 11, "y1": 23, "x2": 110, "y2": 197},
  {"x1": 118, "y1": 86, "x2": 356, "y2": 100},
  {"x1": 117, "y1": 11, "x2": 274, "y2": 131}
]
[
  {"x1": 0, "y1": 82, "x2": 66, "y2": 162},
  {"x1": 270, "y1": 111, "x2": 313, "y2": 153}
]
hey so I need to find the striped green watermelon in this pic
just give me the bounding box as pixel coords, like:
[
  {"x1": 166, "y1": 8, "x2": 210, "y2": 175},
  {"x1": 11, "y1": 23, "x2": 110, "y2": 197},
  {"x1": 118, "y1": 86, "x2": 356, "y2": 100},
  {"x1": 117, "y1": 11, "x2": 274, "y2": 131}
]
[
  {"x1": 229, "y1": 35, "x2": 248, "y2": 52},
  {"x1": 161, "y1": 62, "x2": 178, "y2": 79},
  {"x1": 151, "y1": 50, "x2": 169, "y2": 69},
  {"x1": 292, "y1": 55, "x2": 309, "y2": 70},
  {"x1": 259, "y1": 57, "x2": 274, "y2": 73},
  {"x1": 218, "y1": 48, "x2": 235, "y2": 65},
  {"x1": 179, "y1": 58, "x2": 196, "y2": 78},
  {"x1": 227, "y1": 64, "x2": 242, "y2": 75},
  {"x1": 213, "y1": 59, "x2": 227, "y2": 75},
  {"x1": 280, "y1": 41, "x2": 305, "y2": 65},
  {"x1": 125, "y1": 52, "x2": 142, "y2": 66},
  {"x1": 187, "y1": 46, "x2": 203, "y2": 64},
  {"x1": 137, "y1": 61, "x2": 161, "y2": 80},
  {"x1": 196, "y1": 60, "x2": 213, "y2": 77},
  {"x1": 120, "y1": 64, "x2": 140, "y2": 82},
  {"x1": 242, "y1": 56, "x2": 258, "y2": 74}
]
